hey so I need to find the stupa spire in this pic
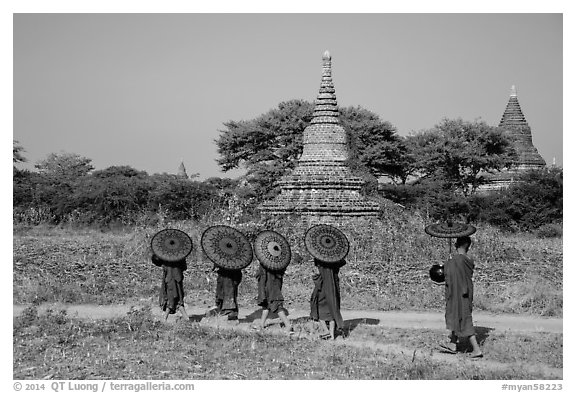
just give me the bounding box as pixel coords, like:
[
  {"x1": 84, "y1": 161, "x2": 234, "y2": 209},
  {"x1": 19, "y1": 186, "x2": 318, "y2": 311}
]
[{"x1": 311, "y1": 50, "x2": 339, "y2": 125}]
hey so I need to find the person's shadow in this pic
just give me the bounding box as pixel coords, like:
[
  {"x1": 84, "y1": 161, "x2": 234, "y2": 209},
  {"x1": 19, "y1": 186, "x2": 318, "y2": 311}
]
[
  {"x1": 187, "y1": 314, "x2": 205, "y2": 323},
  {"x1": 341, "y1": 318, "x2": 380, "y2": 337},
  {"x1": 475, "y1": 326, "x2": 493, "y2": 345}
]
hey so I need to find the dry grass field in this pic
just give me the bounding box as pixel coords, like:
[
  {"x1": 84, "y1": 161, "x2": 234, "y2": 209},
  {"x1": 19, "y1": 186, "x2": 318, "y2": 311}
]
[{"x1": 12, "y1": 211, "x2": 563, "y2": 380}]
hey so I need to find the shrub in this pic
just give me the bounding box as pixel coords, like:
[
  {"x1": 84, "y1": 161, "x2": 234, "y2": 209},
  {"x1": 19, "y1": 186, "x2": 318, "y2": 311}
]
[{"x1": 534, "y1": 223, "x2": 563, "y2": 238}]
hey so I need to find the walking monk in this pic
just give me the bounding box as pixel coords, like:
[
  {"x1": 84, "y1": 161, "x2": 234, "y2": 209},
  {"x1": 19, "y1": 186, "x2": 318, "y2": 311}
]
[
  {"x1": 256, "y1": 263, "x2": 292, "y2": 332},
  {"x1": 152, "y1": 254, "x2": 190, "y2": 321},
  {"x1": 310, "y1": 258, "x2": 345, "y2": 340},
  {"x1": 437, "y1": 236, "x2": 483, "y2": 358}
]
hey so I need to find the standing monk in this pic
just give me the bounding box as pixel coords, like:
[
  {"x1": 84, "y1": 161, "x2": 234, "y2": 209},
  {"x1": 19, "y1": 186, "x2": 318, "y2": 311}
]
[
  {"x1": 310, "y1": 258, "x2": 345, "y2": 340},
  {"x1": 437, "y1": 236, "x2": 483, "y2": 358}
]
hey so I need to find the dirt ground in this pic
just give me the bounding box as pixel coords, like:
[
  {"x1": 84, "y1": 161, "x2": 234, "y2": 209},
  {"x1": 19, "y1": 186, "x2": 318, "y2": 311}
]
[{"x1": 12, "y1": 302, "x2": 563, "y2": 333}]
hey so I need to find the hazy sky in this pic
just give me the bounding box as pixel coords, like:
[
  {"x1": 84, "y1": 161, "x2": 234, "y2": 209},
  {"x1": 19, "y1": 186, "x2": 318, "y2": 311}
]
[{"x1": 13, "y1": 13, "x2": 562, "y2": 179}]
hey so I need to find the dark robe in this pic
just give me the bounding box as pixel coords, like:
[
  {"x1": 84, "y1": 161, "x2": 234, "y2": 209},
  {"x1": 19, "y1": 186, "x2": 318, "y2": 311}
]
[
  {"x1": 256, "y1": 264, "x2": 286, "y2": 314},
  {"x1": 215, "y1": 267, "x2": 242, "y2": 316},
  {"x1": 310, "y1": 259, "x2": 345, "y2": 328},
  {"x1": 444, "y1": 253, "x2": 475, "y2": 337},
  {"x1": 153, "y1": 255, "x2": 187, "y2": 314}
]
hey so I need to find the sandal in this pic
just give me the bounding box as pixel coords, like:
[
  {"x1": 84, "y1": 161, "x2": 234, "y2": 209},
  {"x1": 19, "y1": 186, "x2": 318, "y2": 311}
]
[
  {"x1": 468, "y1": 353, "x2": 484, "y2": 359},
  {"x1": 319, "y1": 333, "x2": 331, "y2": 340}
]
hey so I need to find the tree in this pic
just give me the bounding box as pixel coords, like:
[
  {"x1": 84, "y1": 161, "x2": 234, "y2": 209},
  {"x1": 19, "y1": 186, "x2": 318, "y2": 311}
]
[
  {"x1": 71, "y1": 166, "x2": 150, "y2": 224},
  {"x1": 215, "y1": 99, "x2": 405, "y2": 199},
  {"x1": 340, "y1": 106, "x2": 406, "y2": 181},
  {"x1": 13, "y1": 140, "x2": 27, "y2": 164},
  {"x1": 406, "y1": 118, "x2": 517, "y2": 196},
  {"x1": 35, "y1": 152, "x2": 94, "y2": 178}
]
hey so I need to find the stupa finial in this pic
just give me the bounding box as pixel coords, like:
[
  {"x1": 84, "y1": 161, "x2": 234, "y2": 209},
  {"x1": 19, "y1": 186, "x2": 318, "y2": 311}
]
[
  {"x1": 510, "y1": 85, "x2": 517, "y2": 97},
  {"x1": 323, "y1": 50, "x2": 331, "y2": 61}
]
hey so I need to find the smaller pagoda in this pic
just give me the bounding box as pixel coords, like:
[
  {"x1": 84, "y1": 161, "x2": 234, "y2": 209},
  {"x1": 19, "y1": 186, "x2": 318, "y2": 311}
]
[
  {"x1": 177, "y1": 160, "x2": 189, "y2": 179},
  {"x1": 481, "y1": 86, "x2": 546, "y2": 191}
]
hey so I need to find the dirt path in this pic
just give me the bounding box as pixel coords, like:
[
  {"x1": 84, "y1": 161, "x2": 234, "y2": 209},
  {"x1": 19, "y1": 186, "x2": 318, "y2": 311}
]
[
  {"x1": 13, "y1": 302, "x2": 562, "y2": 333},
  {"x1": 13, "y1": 302, "x2": 563, "y2": 379}
]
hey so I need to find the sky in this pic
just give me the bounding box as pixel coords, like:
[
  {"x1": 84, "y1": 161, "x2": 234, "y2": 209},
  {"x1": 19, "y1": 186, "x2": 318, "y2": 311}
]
[{"x1": 13, "y1": 13, "x2": 562, "y2": 180}]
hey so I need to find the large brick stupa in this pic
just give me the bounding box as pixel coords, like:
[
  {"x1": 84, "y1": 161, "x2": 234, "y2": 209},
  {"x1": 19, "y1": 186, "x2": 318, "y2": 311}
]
[
  {"x1": 481, "y1": 86, "x2": 546, "y2": 191},
  {"x1": 259, "y1": 51, "x2": 380, "y2": 219}
]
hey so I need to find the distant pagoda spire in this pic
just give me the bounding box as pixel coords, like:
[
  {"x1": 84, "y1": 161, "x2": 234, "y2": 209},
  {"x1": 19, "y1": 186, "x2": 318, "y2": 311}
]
[
  {"x1": 259, "y1": 51, "x2": 379, "y2": 219},
  {"x1": 480, "y1": 86, "x2": 546, "y2": 192},
  {"x1": 177, "y1": 160, "x2": 189, "y2": 179},
  {"x1": 499, "y1": 85, "x2": 527, "y2": 127},
  {"x1": 498, "y1": 85, "x2": 546, "y2": 169}
]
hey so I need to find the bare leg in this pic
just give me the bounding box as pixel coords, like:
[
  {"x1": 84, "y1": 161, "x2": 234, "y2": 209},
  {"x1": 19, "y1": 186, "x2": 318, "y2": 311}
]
[
  {"x1": 278, "y1": 310, "x2": 292, "y2": 332},
  {"x1": 318, "y1": 320, "x2": 330, "y2": 337},
  {"x1": 329, "y1": 320, "x2": 336, "y2": 340},
  {"x1": 179, "y1": 306, "x2": 189, "y2": 320},
  {"x1": 260, "y1": 309, "x2": 270, "y2": 329},
  {"x1": 469, "y1": 335, "x2": 483, "y2": 357},
  {"x1": 164, "y1": 309, "x2": 171, "y2": 321}
]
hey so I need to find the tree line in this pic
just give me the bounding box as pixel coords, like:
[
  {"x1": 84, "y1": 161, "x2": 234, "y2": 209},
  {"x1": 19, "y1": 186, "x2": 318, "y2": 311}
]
[{"x1": 13, "y1": 100, "x2": 562, "y2": 234}]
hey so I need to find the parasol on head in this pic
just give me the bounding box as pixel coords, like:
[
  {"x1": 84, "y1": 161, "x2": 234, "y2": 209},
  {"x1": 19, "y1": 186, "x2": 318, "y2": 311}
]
[
  {"x1": 253, "y1": 230, "x2": 292, "y2": 271},
  {"x1": 424, "y1": 221, "x2": 477, "y2": 239},
  {"x1": 304, "y1": 224, "x2": 349, "y2": 263},
  {"x1": 424, "y1": 220, "x2": 476, "y2": 253},
  {"x1": 201, "y1": 225, "x2": 253, "y2": 270},
  {"x1": 150, "y1": 228, "x2": 193, "y2": 263},
  {"x1": 424, "y1": 220, "x2": 476, "y2": 282}
]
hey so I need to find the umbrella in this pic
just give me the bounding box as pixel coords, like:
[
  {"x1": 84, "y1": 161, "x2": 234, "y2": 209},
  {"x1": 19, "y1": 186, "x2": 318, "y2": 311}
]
[
  {"x1": 253, "y1": 230, "x2": 292, "y2": 271},
  {"x1": 150, "y1": 228, "x2": 193, "y2": 262},
  {"x1": 304, "y1": 224, "x2": 349, "y2": 263},
  {"x1": 201, "y1": 225, "x2": 253, "y2": 270}
]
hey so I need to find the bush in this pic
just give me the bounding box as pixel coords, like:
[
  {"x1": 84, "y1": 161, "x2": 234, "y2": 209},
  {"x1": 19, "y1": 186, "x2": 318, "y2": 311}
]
[{"x1": 534, "y1": 223, "x2": 563, "y2": 238}]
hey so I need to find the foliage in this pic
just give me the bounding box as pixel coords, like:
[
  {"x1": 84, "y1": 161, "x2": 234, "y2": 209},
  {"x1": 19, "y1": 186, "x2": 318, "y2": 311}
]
[
  {"x1": 534, "y1": 224, "x2": 563, "y2": 239},
  {"x1": 71, "y1": 166, "x2": 151, "y2": 225},
  {"x1": 35, "y1": 152, "x2": 94, "y2": 178},
  {"x1": 470, "y1": 167, "x2": 563, "y2": 231},
  {"x1": 12, "y1": 150, "x2": 244, "y2": 226},
  {"x1": 406, "y1": 118, "x2": 517, "y2": 196},
  {"x1": 339, "y1": 106, "x2": 405, "y2": 181},
  {"x1": 13, "y1": 140, "x2": 27, "y2": 164}
]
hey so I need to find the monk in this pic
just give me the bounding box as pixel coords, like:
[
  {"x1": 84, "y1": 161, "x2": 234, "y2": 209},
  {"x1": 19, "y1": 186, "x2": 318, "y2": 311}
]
[
  {"x1": 436, "y1": 236, "x2": 483, "y2": 358},
  {"x1": 310, "y1": 258, "x2": 345, "y2": 340},
  {"x1": 212, "y1": 266, "x2": 242, "y2": 320},
  {"x1": 152, "y1": 254, "x2": 190, "y2": 321},
  {"x1": 256, "y1": 264, "x2": 292, "y2": 333}
]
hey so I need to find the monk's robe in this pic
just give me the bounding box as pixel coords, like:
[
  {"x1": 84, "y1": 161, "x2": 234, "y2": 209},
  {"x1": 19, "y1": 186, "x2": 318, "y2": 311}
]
[
  {"x1": 256, "y1": 264, "x2": 286, "y2": 314},
  {"x1": 153, "y1": 255, "x2": 187, "y2": 314},
  {"x1": 444, "y1": 254, "x2": 475, "y2": 337},
  {"x1": 310, "y1": 259, "x2": 345, "y2": 328},
  {"x1": 215, "y1": 268, "x2": 242, "y2": 318}
]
